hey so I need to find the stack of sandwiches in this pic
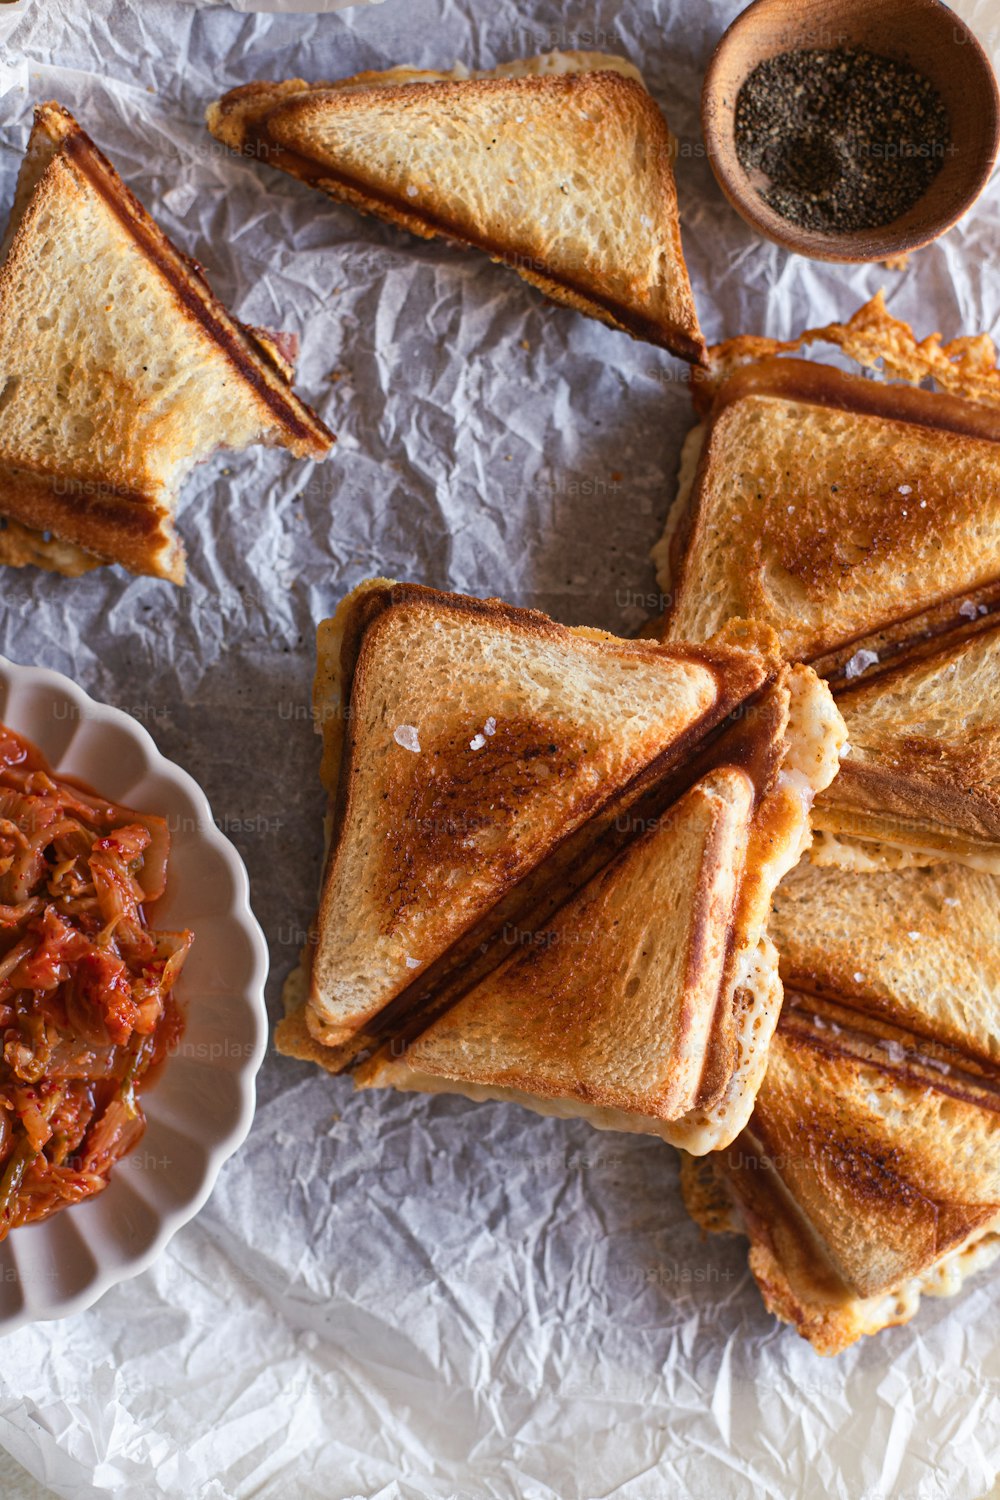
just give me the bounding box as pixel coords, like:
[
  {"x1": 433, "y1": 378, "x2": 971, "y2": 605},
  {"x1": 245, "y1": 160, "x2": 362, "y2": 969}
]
[
  {"x1": 3, "y1": 53, "x2": 997, "y2": 1356},
  {"x1": 283, "y1": 296, "x2": 1000, "y2": 1356},
  {"x1": 277, "y1": 580, "x2": 845, "y2": 1158},
  {"x1": 653, "y1": 294, "x2": 1000, "y2": 1351}
]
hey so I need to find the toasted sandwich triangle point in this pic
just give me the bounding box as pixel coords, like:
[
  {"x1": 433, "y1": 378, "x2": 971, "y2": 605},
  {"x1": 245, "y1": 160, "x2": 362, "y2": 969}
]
[
  {"x1": 0, "y1": 102, "x2": 333, "y2": 581},
  {"x1": 206, "y1": 53, "x2": 706, "y2": 361}
]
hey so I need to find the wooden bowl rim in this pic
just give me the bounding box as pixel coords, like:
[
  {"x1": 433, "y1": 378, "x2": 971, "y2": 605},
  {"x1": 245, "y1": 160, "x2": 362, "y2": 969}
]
[{"x1": 700, "y1": 0, "x2": 1000, "y2": 262}]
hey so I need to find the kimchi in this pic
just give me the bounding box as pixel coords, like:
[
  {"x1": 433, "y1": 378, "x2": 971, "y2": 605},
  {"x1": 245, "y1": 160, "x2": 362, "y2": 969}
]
[{"x1": 0, "y1": 723, "x2": 192, "y2": 1239}]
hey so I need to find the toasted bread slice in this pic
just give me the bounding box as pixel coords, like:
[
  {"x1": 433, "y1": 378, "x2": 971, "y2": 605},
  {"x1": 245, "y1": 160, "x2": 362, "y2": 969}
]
[
  {"x1": 278, "y1": 583, "x2": 800, "y2": 1063},
  {"x1": 683, "y1": 859, "x2": 1000, "y2": 1352},
  {"x1": 0, "y1": 102, "x2": 333, "y2": 582},
  {"x1": 206, "y1": 54, "x2": 705, "y2": 362},
  {"x1": 771, "y1": 858, "x2": 1000, "y2": 1063},
  {"x1": 811, "y1": 616, "x2": 1000, "y2": 872},
  {"x1": 346, "y1": 659, "x2": 844, "y2": 1154},
  {"x1": 285, "y1": 582, "x2": 797, "y2": 1058},
  {"x1": 657, "y1": 358, "x2": 1000, "y2": 661}
]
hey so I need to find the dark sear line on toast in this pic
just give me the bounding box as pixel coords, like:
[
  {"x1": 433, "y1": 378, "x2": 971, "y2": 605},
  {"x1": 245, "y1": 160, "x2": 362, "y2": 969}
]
[
  {"x1": 778, "y1": 990, "x2": 1000, "y2": 1113},
  {"x1": 57, "y1": 113, "x2": 332, "y2": 450},
  {"x1": 227, "y1": 97, "x2": 706, "y2": 364},
  {"x1": 711, "y1": 358, "x2": 1000, "y2": 444},
  {"x1": 816, "y1": 582, "x2": 1000, "y2": 688},
  {"x1": 313, "y1": 593, "x2": 787, "y2": 1076},
  {"x1": 668, "y1": 356, "x2": 1000, "y2": 683}
]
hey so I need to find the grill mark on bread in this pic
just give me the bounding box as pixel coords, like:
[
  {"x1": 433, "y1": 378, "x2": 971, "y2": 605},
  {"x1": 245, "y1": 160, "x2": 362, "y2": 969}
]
[
  {"x1": 779, "y1": 990, "x2": 1000, "y2": 1114},
  {"x1": 341, "y1": 680, "x2": 787, "y2": 1072},
  {"x1": 377, "y1": 716, "x2": 596, "y2": 935},
  {"x1": 53, "y1": 111, "x2": 331, "y2": 451},
  {"x1": 816, "y1": 581, "x2": 1000, "y2": 686},
  {"x1": 712, "y1": 358, "x2": 1000, "y2": 444},
  {"x1": 341, "y1": 694, "x2": 743, "y2": 1063}
]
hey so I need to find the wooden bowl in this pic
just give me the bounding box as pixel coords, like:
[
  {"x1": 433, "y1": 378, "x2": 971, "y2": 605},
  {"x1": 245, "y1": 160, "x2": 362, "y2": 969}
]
[{"x1": 701, "y1": 0, "x2": 1000, "y2": 261}]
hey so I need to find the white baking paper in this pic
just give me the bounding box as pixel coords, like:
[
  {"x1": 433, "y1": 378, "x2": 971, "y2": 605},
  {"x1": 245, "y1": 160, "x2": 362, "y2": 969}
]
[{"x1": 0, "y1": 1, "x2": 998, "y2": 1496}]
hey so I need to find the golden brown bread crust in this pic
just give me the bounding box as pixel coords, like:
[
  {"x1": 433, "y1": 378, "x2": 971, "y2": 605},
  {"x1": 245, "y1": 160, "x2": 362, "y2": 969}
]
[
  {"x1": 662, "y1": 355, "x2": 1000, "y2": 661},
  {"x1": 684, "y1": 854, "x2": 1000, "y2": 1352},
  {"x1": 302, "y1": 584, "x2": 783, "y2": 1057},
  {"x1": 683, "y1": 1012, "x2": 1000, "y2": 1353},
  {"x1": 812, "y1": 616, "x2": 1000, "y2": 861},
  {"x1": 0, "y1": 102, "x2": 333, "y2": 580},
  {"x1": 696, "y1": 288, "x2": 1000, "y2": 417},
  {"x1": 207, "y1": 70, "x2": 706, "y2": 363},
  {"x1": 355, "y1": 768, "x2": 758, "y2": 1122},
  {"x1": 38, "y1": 104, "x2": 333, "y2": 457},
  {"x1": 0, "y1": 463, "x2": 180, "y2": 580}
]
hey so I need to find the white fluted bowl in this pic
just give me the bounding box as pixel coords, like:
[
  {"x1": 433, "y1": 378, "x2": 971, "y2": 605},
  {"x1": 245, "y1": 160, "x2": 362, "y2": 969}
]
[{"x1": 0, "y1": 654, "x2": 268, "y2": 1330}]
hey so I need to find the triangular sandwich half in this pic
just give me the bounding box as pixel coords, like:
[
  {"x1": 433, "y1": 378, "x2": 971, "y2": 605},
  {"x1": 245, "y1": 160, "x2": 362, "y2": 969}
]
[
  {"x1": 682, "y1": 858, "x2": 1000, "y2": 1352},
  {"x1": 0, "y1": 102, "x2": 333, "y2": 581},
  {"x1": 277, "y1": 580, "x2": 845, "y2": 1154},
  {"x1": 655, "y1": 354, "x2": 1000, "y2": 668},
  {"x1": 811, "y1": 614, "x2": 1000, "y2": 873},
  {"x1": 206, "y1": 53, "x2": 705, "y2": 362}
]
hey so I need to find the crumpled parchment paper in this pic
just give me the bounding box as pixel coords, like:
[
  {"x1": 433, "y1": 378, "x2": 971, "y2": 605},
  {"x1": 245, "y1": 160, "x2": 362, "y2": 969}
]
[{"x1": 0, "y1": 1, "x2": 998, "y2": 1496}]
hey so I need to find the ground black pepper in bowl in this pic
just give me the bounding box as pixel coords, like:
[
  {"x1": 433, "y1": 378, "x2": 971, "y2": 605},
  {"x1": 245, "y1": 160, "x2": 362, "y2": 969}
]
[{"x1": 734, "y1": 47, "x2": 951, "y2": 233}]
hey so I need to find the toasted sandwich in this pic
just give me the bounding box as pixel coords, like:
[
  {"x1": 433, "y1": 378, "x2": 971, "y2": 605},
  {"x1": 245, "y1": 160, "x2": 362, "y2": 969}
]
[
  {"x1": 655, "y1": 354, "x2": 1000, "y2": 670},
  {"x1": 654, "y1": 297, "x2": 1000, "y2": 872},
  {"x1": 277, "y1": 579, "x2": 845, "y2": 1153},
  {"x1": 206, "y1": 53, "x2": 706, "y2": 362},
  {"x1": 682, "y1": 857, "x2": 1000, "y2": 1353},
  {"x1": 811, "y1": 613, "x2": 1000, "y2": 873},
  {"x1": 0, "y1": 101, "x2": 333, "y2": 582}
]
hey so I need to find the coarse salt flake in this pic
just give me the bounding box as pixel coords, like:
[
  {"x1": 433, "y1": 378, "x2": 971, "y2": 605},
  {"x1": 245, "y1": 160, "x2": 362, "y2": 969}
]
[
  {"x1": 844, "y1": 648, "x2": 879, "y2": 680},
  {"x1": 393, "y1": 724, "x2": 421, "y2": 752},
  {"x1": 484, "y1": 716, "x2": 497, "y2": 736},
  {"x1": 470, "y1": 733, "x2": 487, "y2": 751}
]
